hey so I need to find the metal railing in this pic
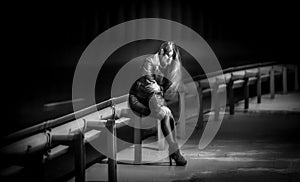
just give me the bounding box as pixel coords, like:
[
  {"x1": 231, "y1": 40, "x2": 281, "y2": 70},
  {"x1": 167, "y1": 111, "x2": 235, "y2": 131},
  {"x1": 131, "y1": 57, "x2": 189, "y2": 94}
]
[{"x1": 1, "y1": 61, "x2": 298, "y2": 182}]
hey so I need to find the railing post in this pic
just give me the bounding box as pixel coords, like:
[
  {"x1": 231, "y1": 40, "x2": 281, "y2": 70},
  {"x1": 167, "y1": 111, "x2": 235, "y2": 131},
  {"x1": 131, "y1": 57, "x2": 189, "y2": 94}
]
[
  {"x1": 73, "y1": 131, "x2": 85, "y2": 182},
  {"x1": 178, "y1": 89, "x2": 186, "y2": 138},
  {"x1": 134, "y1": 116, "x2": 142, "y2": 164},
  {"x1": 25, "y1": 152, "x2": 45, "y2": 181},
  {"x1": 270, "y1": 66, "x2": 275, "y2": 99},
  {"x1": 228, "y1": 76, "x2": 235, "y2": 115},
  {"x1": 243, "y1": 77, "x2": 249, "y2": 109},
  {"x1": 197, "y1": 81, "x2": 204, "y2": 128},
  {"x1": 213, "y1": 82, "x2": 220, "y2": 121},
  {"x1": 106, "y1": 119, "x2": 117, "y2": 182},
  {"x1": 157, "y1": 119, "x2": 165, "y2": 151},
  {"x1": 257, "y1": 68, "x2": 261, "y2": 103},
  {"x1": 295, "y1": 65, "x2": 299, "y2": 91},
  {"x1": 282, "y1": 65, "x2": 287, "y2": 94},
  {"x1": 51, "y1": 132, "x2": 86, "y2": 182}
]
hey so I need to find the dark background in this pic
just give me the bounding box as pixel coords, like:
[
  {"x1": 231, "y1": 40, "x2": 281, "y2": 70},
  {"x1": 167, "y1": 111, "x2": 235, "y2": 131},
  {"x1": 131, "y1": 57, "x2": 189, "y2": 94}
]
[{"x1": 2, "y1": 0, "x2": 298, "y2": 136}]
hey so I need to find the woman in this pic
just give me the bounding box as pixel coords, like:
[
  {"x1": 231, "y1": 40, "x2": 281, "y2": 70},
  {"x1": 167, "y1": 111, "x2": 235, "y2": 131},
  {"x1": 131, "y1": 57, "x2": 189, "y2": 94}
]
[{"x1": 129, "y1": 41, "x2": 187, "y2": 166}]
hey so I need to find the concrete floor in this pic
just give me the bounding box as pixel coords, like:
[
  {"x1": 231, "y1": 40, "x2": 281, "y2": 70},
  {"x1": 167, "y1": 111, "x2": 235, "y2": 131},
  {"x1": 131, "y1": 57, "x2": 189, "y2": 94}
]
[
  {"x1": 235, "y1": 92, "x2": 300, "y2": 113},
  {"x1": 69, "y1": 92, "x2": 300, "y2": 182}
]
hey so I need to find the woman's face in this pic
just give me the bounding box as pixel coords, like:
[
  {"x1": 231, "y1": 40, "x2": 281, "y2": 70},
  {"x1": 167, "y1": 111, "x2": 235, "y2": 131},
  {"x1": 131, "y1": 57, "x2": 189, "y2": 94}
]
[{"x1": 160, "y1": 49, "x2": 174, "y2": 68}]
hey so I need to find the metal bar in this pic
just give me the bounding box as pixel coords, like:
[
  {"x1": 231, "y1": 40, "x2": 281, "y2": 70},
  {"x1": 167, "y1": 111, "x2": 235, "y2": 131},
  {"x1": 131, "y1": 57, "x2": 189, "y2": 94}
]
[
  {"x1": 213, "y1": 82, "x2": 220, "y2": 121},
  {"x1": 257, "y1": 68, "x2": 262, "y2": 103},
  {"x1": 86, "y1": 119, "x2": 107, "y2": 129},
  {"x1": 44, "y1": 145, "x2": 69, "y2": 161},
  {"x1": 28, "y1": 152, "x2": 45, "y2": 181},
  {"x1": 134, "y1": 116, "x2": 142, "y2": 164},
  {"x1": 228, "y1": 62, "x2": 277, "y2": 74},
  {"x1": 4, "y1": 99, "x2": 113, "y2": 144},
  {"x1": 74, "y1": 131, "x2": 85, "y2": 182},
  {"x1": 0, "y1": 133, "x2": 48, "y2": 156},
  {"x1": 111, "y1": 94, "x2": 129, "y2": 105},
  {"x1": 4, "y1": 61, "x2": 280, "y2": 145},
  {"x1": 51, "y1": 133, "x2": 76, "y2": 145},
  {"x1": 197, "y1": 82, "x2": 204, "y2": 128},
  {"x1": 228, "y1": 78, "x2": 235, "y2": 115},
  {"x1": 295, "y1": 65, "x2": 299, "y2": 91},
  {"x1": 157, "y1": 119, "x2": 165, "y2": 151},
  {"x1": 106, "y1": 119, "x2": 117, "y2": 182},
  {"x1": 2, "y1": 61, "x2": 290, "y2": 181},
  {"x1": 178, "y1": 90, "x2": 186, "y2": 138},
  {"x1": 243, "y1": 77, "x2": 249, "y2": 109},
  {"x1": 282, "y1": 66, "x2": 287, "y2": 94},
  {"x1": 270, "y1": 67, "x2": 275, "y2": 99},
  {"x1": 190, "y1": 61, "x2": 277, "y2": 82}
]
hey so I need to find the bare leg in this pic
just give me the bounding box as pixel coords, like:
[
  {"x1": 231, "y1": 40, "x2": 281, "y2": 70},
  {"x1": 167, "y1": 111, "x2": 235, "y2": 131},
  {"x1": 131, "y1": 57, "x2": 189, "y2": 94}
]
[
  {"x1": 160, "y1": 107, "x2": 187, "y2": 166},
  {"x1": 160, "y1": 108, "x2": 176, "y2": 146}
]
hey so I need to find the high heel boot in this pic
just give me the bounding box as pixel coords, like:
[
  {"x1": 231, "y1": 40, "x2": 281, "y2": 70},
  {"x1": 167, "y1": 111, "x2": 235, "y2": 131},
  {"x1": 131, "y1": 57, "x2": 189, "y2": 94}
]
[{"x1": 168, "y1": 143, "x2": 187, "y2": 166}]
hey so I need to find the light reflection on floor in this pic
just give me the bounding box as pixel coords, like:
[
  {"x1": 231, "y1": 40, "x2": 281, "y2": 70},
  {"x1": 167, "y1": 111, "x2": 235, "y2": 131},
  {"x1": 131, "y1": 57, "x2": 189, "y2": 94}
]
[{"x1": 68, "y1": 93, "x2": 300, "y2": 182}]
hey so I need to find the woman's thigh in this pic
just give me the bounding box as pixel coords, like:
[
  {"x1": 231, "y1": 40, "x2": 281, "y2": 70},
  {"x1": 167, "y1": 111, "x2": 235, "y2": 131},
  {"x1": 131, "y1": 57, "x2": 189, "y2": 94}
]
[
  {"x1": 129, "y1": 93, "x2": 172, "y2": 120},
  {"x1": 148, "y1": 94, "x2": 172, "y2": 120}
]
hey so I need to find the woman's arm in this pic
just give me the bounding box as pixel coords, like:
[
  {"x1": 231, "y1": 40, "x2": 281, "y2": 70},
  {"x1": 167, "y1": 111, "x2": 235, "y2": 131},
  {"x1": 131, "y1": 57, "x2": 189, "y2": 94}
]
[
  {"x1": 141, "y1": 59, "x2": 155, "y2": 82},
  {"x1": 141, "y1": 58, "x2": 162, "y2": 94}
]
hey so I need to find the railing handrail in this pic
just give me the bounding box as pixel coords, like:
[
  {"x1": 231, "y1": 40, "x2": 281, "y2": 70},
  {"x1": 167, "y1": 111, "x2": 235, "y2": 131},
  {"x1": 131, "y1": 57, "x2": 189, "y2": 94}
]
[
  {"x1": 3, "y1": 99, "x2": 112, "y2": 145},
  {"x1": 3, "y1": 61, "x2": 280, "y2": 145},
  {"x1": 189, "y1": 61, "x2": 278, "y2": 82}
]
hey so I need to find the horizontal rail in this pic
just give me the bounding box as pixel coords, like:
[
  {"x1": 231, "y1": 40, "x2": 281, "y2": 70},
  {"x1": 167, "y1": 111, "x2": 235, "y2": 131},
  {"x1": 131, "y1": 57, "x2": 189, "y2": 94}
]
[
  {"x1": 189, "y1": 61, "x2": 278, "y2": 82},
  {"x1": 1, "y1": 61, "x2": 298, "y2": 182},
  {"x1": 3, "y1": 99, "x2": 113, "y2": 145},
  {"x1": 3, "y1": 61, "x2": 281, "y2": 145}
]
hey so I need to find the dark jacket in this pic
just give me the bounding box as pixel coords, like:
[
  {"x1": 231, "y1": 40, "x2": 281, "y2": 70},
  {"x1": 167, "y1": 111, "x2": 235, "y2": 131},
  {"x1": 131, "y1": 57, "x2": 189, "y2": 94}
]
[{"x1": 129, "y1": 53, "x2": 172, "y2": 107}]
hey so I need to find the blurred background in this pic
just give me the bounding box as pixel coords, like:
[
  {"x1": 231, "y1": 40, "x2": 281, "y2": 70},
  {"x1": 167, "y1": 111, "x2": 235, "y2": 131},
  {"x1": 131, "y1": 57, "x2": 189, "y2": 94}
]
[{"x1": 2, "y1": 0, "x2": 298, "y2": 137}]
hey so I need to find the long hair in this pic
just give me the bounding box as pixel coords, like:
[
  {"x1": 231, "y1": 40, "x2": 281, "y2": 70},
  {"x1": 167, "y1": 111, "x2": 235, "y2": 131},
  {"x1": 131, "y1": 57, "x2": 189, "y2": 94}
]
[{"x1": 159, "y1": 41, "x2": 182, "y2": 93}]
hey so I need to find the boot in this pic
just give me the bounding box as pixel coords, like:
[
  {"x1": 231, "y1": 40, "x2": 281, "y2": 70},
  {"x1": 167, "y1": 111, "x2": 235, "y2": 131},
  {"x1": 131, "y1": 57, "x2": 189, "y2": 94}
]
[{"x1": 168, "y1": 143, "x2": 187, "y2": 166}]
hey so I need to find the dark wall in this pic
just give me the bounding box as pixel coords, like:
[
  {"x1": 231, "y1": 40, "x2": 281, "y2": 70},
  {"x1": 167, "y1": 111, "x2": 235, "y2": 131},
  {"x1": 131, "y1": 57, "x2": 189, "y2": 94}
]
[{"x1": 2, "y1": 1, "x2": 297, "y2": 136}]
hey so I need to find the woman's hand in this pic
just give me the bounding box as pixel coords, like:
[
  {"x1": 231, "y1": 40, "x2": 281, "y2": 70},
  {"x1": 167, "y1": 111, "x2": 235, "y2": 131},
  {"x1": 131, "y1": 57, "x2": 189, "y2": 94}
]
[{"x1": 146, "y1": 80, "x2": 161, "y2": 93}]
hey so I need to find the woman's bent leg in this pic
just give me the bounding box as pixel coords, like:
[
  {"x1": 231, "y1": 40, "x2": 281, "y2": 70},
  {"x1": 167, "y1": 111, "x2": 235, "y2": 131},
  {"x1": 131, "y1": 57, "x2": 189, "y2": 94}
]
[
  {"x1": 160, "y1": 106, "x2": 187, "y2": 166},
  {"x1": 160, "y1": 107, "x2": 176, "y2": 146},
  {"x1": 148, "y1": 95, "x2": 187, "y2": 166}
]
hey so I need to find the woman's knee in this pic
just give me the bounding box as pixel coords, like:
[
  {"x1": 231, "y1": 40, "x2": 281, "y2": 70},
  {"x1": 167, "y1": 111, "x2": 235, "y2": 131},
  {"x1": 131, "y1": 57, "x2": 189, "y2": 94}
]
[
  {"x1": 162, "y1": 106, "x2": 172, "y2": 116},
  {"x1": 152, "y1": 106, "x2": 172, "y2": 121}
]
